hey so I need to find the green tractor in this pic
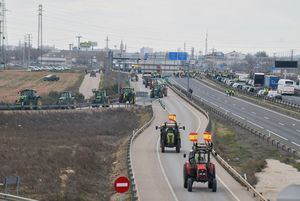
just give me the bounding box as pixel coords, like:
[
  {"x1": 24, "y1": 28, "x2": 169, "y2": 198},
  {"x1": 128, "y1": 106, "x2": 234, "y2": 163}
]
[
  {"x1": 119, "y1": 87, "x2": 136, "y2": 105},
  {"x1": 92, "y1": 89, "x2": 110, "y2": 107},
  {"x1": 57, "y1": 91, "x2": 76, "y2": 109},
  {"x1": 17, "y1": 89, "x2": 42, "y2": 110},
  {"x1": 156, "y1": 121, "x2": 185, "y2": 153},
  {"x1": 150, "y1": 84, "x2": 163, "y2": 98}
]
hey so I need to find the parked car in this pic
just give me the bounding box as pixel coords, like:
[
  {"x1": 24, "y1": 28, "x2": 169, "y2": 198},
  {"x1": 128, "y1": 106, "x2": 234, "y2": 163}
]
[
  {"x1": 43, "y1": 74, "x2": 60, "y2": 81},
  {"x1": 267, "y1": 91, "x2": 282, "y2": 100},
  {"x1": 257, "y1": 89, "x2": 268, "y2": 97}
]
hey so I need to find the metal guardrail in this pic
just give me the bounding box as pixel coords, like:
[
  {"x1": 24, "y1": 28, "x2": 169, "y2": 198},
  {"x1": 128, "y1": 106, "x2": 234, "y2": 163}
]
[
  {"x1": 203, "y1": 76, "x2": 300, "y2": 111},
  {"x1": 169, "y1": 83, "x2": 269, "y2": 201},
  {"x1": 0, "y1": 101, "x2": 132, "y2": 111},
  {"x1": 0, "y1": 193, "x2": 37, "y2": 201},
  {"x1": 127, "y1": 111, "x2": 155, "y2": 201}
]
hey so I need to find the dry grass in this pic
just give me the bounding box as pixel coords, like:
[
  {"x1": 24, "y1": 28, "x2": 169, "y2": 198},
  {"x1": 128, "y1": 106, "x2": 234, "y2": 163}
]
[
  {"x1": 0, "y1": 106, "x2": 152, "y2": 201},
  {"x1": 0, "y1": 70, "x2": 83, "y2": 103}
]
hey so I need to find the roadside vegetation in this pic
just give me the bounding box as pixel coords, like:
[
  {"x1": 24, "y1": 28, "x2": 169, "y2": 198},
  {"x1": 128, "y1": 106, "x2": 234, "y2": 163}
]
[
  {"x1": 0, "y1": 106, "x2": 152, "y2": 201},
  {"x1": 212, "y1": 116, "x2": 300, "y2": 185}
]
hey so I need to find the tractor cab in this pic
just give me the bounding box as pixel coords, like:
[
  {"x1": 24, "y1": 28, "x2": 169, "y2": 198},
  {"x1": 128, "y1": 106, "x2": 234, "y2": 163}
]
[
  {"x1": 58, "y1": 91, "x2": 76, "y2": 109},
  {"x1": 156, "y1": 115, "x2": 185, "y2": 153},
  {"x1": 20, "y1": 89, "x2": 37, "y2": 98},
  {"x1": 119, "y1": 87, "x2": 135, "y2": 105},
  {"x1": 92, "y1": 89, "x2": 109, "y2": 107}
]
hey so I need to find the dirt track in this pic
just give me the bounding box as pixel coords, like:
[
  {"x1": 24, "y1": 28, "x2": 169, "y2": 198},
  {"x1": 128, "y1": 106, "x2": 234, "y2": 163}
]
[{"x1": 0, "y1": 106, "x2": 152, "y2": 201}]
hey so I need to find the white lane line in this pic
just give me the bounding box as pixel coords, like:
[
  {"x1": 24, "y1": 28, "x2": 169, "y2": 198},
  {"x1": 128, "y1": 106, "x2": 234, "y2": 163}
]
[
  {"x1": 171, "y1": 87, "x2": 241, "y2": 201},
  {"x1": 156, "y1": 136, "x2": 179, "y2": 201},
  {"x1": 251, "y1": 112, "x2": 256, "y2": 114},
  {"x1": 292, "y1": 124, "x2": 296, "y2": 126},
  {"x1": 278, "y1": 122, "x2": 284, "y2": 126},
  {"x1": 296, "y1": 130, "x2": 300, "y2": 133},
  {"x1": 264, "y1": 116, "x2": 269, "y2": 120},
  {"x1": 247, "y1": 120, "x2": 264, "y2": 129},
  {"x1": 232, "y1": 113, "x2": 245, "y2": 120},
  {"x1": 266, "y1": 129, "x2": 288, "y2": 141},
  {"x1": 217, "y1": 175, "x2": 241, "y2": 201},
  {"x1": 191, "y1": 78, "x2": 300, "y2": 122},
  {"x1": 292, "y1": 142, "x2": 300, "y2": 147}
]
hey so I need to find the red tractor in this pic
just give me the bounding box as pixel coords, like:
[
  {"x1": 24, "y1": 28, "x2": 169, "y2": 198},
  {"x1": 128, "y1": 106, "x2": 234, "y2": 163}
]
[{"x1": 183, "y1": 142, "x2": 217, "y2": 192}]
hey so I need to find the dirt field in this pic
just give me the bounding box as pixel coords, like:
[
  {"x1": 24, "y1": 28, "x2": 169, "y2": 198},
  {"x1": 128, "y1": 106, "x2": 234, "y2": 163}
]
[
  {"x1": 0, "y1": 106, "x2": 152, "y2": 201},
  {"x1": 212, "y1": 115, "x2": 300, "y2": 186},
  {"x1": 0, "y1": 71, "x2": 83, "y2": 103}
]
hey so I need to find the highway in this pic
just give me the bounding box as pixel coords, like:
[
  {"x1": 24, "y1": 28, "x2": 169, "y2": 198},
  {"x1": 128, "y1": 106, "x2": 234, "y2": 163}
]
[
  {"x1": 171, "y1": 77, "x2": 300, "y2": 148},
  {"x1": 131, "y1": 77, "x2": 255, "y2": 201}
]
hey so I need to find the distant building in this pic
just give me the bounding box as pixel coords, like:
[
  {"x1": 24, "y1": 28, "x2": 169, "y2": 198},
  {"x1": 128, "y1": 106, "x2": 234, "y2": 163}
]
[
  {"x1": 225, "y1": 51, "x2": 246, "y2": 60},
  {"x1": 140, "y1": 47, "x2": 154, "y2": 57},
  {"x1": 205, "y1": 52, "x2": 225, "y2": 60}
]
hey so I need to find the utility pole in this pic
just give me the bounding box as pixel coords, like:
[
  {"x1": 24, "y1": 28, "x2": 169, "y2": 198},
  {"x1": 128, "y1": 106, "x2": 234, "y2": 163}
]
[
  {"x1": 205, "y1": 32, "x2": 208, "y2": 56},
  {"x1": 118, "y1": 40, "x2": 124, "y2": 96},
  {"x1": 37, "y1": 4, "x2": 43, "y2": 67},
  {"x1": 291, "y1": 49, "x2": 294, "y2": 60},
  {"x1": 26, "y1": 34, "x2": 32, "y2": 68},
  {"x1": 23, "y1": 39, "x2": 26, "y2": 68},
  {"x1": 0, "y1": 0, "x2": 7, "y2": 69},
  {"x1": 105, "y1": 36, "x2": 109, "y2": 50},
  {"x1": 76, "y1": 35, "x2": 82, "y2": 56},
  {"x1": 184, "y1": 42, "x2": 186, "y2": 52},
  {"x1": 69, "y1": 43, "x2": 73, "y2": 51}
]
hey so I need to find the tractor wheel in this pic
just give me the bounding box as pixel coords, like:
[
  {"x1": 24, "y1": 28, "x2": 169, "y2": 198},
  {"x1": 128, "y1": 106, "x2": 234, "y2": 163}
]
[
  {"x1": 208, "y1": 180, "x2": 213, "y2": 189},
  {"x1": 176, "y1": 143, "x2": 180, "y2": 153},
  {"x1": 183, "y1": 164, "x2": 188, "y2": 188},
  {"x1": 187, "y1": 178, "x2": 193, "y2": 192},
  {"x1": 212, "y1": 178, "x2": 217, "y2": 192}
]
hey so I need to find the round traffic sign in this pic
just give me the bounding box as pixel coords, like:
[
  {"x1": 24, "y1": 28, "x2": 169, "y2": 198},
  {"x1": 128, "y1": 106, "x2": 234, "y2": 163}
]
[{"x1": 114, "y1": 176, "x2": 130, "y2": 193}]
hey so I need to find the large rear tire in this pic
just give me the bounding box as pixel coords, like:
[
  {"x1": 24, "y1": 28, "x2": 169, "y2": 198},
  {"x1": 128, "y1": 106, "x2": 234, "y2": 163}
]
[
  {"x1": 212, "y1": 178, "x2": 217, "y2": 192},
  {"x1": 187, "y1": 178, "x2": 193, "y2": 192},
  {"x1": 208, "y1": 180, "x2": 213, "y2": 189},
  {"x1": 176, "y1": 143, "x2": 180, "y2": 153},
  {"x1": 183, "y1": 164, "x2": 188, "y2": 188}
]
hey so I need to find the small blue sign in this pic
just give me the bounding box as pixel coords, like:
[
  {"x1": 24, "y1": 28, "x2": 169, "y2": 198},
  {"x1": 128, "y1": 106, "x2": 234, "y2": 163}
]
[{"x1": 168, "y1": 52, "x2": 188, "y2": 61}]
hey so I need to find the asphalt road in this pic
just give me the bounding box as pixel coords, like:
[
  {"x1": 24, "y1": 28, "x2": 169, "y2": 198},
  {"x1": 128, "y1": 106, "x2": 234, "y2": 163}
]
[
  {"x1": 282, "y1": 95, "x2": 300, "y2": 105},
  {"x1": 79, "y1": 73, "x2": 101, "y2": 99},
  {"x1": 171, "y1": 78, "x2": 300, "y2": 148},
  {"x1": 132, "y1": 79, "x2": 255, "y2": 201}
]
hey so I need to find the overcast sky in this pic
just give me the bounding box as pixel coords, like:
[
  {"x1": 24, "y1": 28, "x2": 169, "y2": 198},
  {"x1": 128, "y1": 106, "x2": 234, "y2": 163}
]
[{"x1": 6, "y1": 0, "x2": 300, "y2": 55}]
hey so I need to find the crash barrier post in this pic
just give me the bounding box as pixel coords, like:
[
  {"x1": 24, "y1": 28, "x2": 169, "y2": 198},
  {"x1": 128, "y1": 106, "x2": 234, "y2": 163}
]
[
  {"x1": 127, "y1": 110, "x2": 155, "y2": 201},
  {"x1": 0, "y1": 193, "x2": 38, "y2": 201},
  {"x1": 168, "y1": 84, "x2": 272, "y2": 201}
]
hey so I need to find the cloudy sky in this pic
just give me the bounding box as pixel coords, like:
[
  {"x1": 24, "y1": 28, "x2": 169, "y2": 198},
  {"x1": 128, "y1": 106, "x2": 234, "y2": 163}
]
[{"x1": 6, "y1": 0, "x2": 300, "y2": 54}]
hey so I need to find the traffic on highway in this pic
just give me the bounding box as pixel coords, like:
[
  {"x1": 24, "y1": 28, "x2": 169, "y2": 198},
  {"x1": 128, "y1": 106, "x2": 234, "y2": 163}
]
[{"x1": 1, "y1": 0, "x2": 300, "y2": 201}]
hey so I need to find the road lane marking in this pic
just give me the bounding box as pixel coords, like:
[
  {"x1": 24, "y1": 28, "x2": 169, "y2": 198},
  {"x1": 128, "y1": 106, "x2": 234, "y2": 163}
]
[
  {"x1": 266, "y1": 129, "x2": 288, "y2": 141},
  {"x1": 251, "y1": 112, "x2": 256, "y2": 114},
  {"x1": 296, "y1": 130, "x2": 300, "y2": 133},
  {"x1": 171, "y1": 87, "x2": 242, "y2": 201},
  {"x1": 217, "y1": 175, "x2": 241, "y2": 201},
  {"x1": 292, "y1": 142, "x2": 300, "y2": 147},
  {"x1": 156, "y1": 136, "x2": 179, "y2": 201},
  {"x1": 278, "y1": 122, "x2": 284, "y2": 126},
  {"x1": 292, "y1": 124, "x2": 296, "y2": 126},
  {"x1": 264, "y1": 116, "x2": 269, "y2": 120},
  {"x1": 232, "y1": 113, "x2": 245, "y2": 120},
  {"x1": 189, "y1": 78, "x2": 300, "y2": 122},
  {"x1": 246, "y1": 120, "x2": 264, "y2": 129}
]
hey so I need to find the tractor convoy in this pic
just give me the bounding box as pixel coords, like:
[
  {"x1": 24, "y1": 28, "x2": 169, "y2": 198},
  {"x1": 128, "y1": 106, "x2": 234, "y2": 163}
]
[{"x1": 156, "y1": 114, "x2": 217, "y2": 193}]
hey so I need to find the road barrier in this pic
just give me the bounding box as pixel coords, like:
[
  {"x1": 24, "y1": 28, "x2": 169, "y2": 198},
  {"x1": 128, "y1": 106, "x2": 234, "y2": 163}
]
[
  {"x1": 0, "y1": 193, "x2": 37, "y2": 201},
  {"x1": 171, "y1": 80, "x2": 300, "y2": 158},
  {"x1": 201, "y1": 76, "x2": 300, "y2": 111},
  {"x1": 168, "y1": 83, "x2": 271, "y2": 201},
  {"x1": 127, "y1": 110, "x2": 155, "y2": 201}
]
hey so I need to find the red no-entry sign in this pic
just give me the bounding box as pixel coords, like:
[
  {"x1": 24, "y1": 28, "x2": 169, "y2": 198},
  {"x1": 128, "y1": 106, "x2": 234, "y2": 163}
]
[{"x1": 114, "y1": 176, "x2": 130, "y2": 193}]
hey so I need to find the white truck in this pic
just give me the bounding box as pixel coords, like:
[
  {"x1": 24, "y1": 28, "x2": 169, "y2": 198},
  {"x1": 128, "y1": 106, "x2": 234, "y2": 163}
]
[{"x1": 277, "y1": 79, "x2": 295, "y2": 95}]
